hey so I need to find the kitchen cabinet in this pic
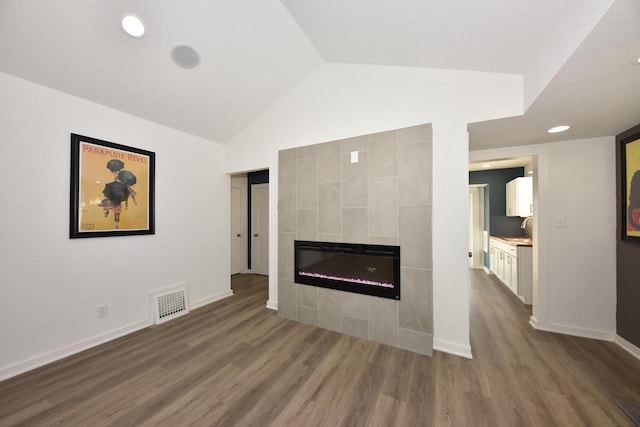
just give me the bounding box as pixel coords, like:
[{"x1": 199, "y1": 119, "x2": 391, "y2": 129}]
[
  {"x1": 506, "y1": 177, "x2": 533, "y2": 217},
  {"x1": 489, "y1": 237, "x2": 532, "y2": 304}
]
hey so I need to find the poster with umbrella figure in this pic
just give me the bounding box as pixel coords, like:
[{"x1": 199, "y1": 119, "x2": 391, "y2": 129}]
[{"x1": 70, "y1": 133, "x2": 155, "y2": 238}]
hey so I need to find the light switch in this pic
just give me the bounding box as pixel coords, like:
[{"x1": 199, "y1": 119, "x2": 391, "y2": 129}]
[{"x1": 351, "y1": 151, "x2": 358, "y2": 163}]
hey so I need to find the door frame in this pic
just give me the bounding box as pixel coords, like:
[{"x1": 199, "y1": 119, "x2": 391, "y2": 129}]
[{"x1": 468, "y1": 184, "x2": 486, "y2": 269}]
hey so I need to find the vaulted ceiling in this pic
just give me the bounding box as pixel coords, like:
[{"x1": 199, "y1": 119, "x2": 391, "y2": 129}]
[{"x1": 1, "y1": 0, "x2": 638, "y2": 149}]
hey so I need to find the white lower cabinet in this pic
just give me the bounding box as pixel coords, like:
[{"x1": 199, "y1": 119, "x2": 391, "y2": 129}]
[{"x1": 489, "y1": 237, "x2": 532, "y2": 304}]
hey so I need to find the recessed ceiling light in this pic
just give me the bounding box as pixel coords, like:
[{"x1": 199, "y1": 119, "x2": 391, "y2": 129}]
[
  {"x1": 482, "y1": 163, "x2": 491, "y2": 168},
  {"x1": 635, "y1": 56, "x2": 640, "y2": 65},
  {"x1": 121, "y1": 15, "x2": 145, "y2": 38},
  {"x1": 548, "y1": 125, "x2": 570, "y2": 134},
  {"x1": 528, "y1": 170, "x2": 533, "y2": 175}
]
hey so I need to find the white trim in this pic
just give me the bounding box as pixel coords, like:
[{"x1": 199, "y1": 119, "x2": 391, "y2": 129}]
[
  {"x1": 191, "y1": 290, "x2": 234, "y2": 310},
  {"x1": 529, "y1": 318, "x2": 615, "y2": 341},
  {"x1": 0, "y1": 289, "x2": 235, "y2": 382},
  {"x1": 433, "y1": 338, "x2": 473, "y2": 359},
  {"x1": 265, "y1": 300, "x2": 278, "y2": 311},
  {"x1": 614, "y1": 335, "x2": 640, "y2": 361},
  {"x1": 483, "y1": 266, "x2": 492, "y2": 275},
  {"x1": 0, "y1": 318, "x2": 152, "y2": 382}
]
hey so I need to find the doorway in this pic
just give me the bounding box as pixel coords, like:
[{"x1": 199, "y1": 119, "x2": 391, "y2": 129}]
[
  {"x1": 468, "y1": 185, "x2": 486, "y2": 269},
  {"x1": 468, "y1": 157, "x2": 536, "y2": 314},
  {"x1": 230, "y1": 170, "x2": 270, "y2": 276}
]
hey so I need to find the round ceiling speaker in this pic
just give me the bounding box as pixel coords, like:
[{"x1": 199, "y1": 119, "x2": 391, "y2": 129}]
[{"x1": 171, "y1": 45, "x2": 200, "y2": 69}]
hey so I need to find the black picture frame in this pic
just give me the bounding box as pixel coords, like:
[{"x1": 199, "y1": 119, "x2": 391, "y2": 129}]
[
  {"x1": 70, "y1": 133, "x2": 155, "y2": 238},
  {"x1": 620, "y1": 126, "x2": 640, "y2": 242}
]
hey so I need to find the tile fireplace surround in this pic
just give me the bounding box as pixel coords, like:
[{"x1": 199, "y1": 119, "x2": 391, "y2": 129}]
[{"x1": 278, "y1": 123, "x2": 433, "y2": 355}]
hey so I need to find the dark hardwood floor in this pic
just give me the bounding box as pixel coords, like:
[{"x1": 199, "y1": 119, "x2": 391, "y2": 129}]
[{"x1": 1, "y1": 272, "x2": 639, "y2": 426}]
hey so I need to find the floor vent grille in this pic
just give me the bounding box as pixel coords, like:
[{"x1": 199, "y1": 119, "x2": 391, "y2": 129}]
[{"x1": 153, "y1": 287, "x2": 189, "y2": 324}]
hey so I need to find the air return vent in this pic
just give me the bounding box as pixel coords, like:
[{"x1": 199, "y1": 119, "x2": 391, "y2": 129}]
[{"x1": 152, "y1": 286, "x2": 189, "y2": 324}]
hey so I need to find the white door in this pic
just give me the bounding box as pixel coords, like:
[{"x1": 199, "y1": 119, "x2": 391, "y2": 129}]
[
  {"x1": 230, "y1": 186, "x2": 243, "y2": 275},
  {"x1": 251, "y1": 184, "x2": 269, "y2": 275}
]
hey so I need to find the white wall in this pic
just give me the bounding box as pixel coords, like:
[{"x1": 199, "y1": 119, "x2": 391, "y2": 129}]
[
  {"x1": 226, "y1": 63, "x2": 523, "y2": 358},
  {"x1": 0, "y1": 72, "x2": 231, "y2": 380},
  {"x1": 470, "y1": 137, "x2": 617, "y2": 340}
]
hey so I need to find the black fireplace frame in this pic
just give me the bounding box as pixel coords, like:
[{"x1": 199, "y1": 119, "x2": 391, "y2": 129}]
[{"x1": 294, "y1": 240, "x2": 401, "y2": 300}]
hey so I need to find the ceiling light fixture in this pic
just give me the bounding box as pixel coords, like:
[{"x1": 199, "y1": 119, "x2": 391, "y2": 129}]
[
  {"x1": 121, "y1": 15, "x2": 145, "y2": 38},
  {"x1": 548, "y1": 125, "x2": 570, "y2": 134}
]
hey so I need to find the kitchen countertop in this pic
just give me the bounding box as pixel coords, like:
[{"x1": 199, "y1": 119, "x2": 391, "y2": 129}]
[{"x1": 491, "y1": 236, "x2": 533, "y2": 247}]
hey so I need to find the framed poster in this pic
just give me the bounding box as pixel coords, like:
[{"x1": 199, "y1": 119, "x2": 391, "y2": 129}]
[
  {"x1": 621, "y1": 128, "x2": 640, "y2": 242},
  {"x1": 70, "y1": 134, "x2": 155, "y2": 238}
]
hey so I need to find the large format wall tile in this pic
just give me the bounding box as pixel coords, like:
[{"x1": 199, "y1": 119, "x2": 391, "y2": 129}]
[
  {"x1": 342, "y1": 292, "x2": 369, "y2": 320},
  {"x1": 278, "y1": 123, "x2": 433, "y2": 357},
  {"x1": 342, "y1": 316, "x2": 369, "y2": 340},
  {"x1": 278, "y1": 279, "x2": 296, "y2": 320},
  {"x1": 297, "y1": 306, "x2": 318, "y2": 326},
  {"x1": 399, "y1": 328, "x2": 433, "y2": 356},
  {"x1": 342, "y1": 152, "x2": 368, "y2": 208},
  {"x1": 341, "y1": 135, "x2": 368, "y2": 153},
  {"x1": 278, "y1": 232, "x2": 296, "y2": 281},
  {"x1": 318, "y1": 288, "x2": 342, "y2": 332},
  {"x1": 279, "y1": 149, "x2": 297, "y2": 185},
  {"x1": 318, "y1": 140, "x2": 342, "y2": 183},
  {"x1": 369, "y1": 297, "x2": 399, "y2": 347},
  {"x1": 399, "y1": 141, "x2": 431, "y2": 207},
  {"x1": 368, "y1": 130, "x2": 398, "y2": 178},
  {"x1": 369, "y1": 176, "x2": 398, "y2": 238},
  {"x1": 318, "y1": 233, "x2": 342, "y2": 243},
  {"x1": 318, "y1": 182, "x2": 341, "y2": 234},
  {"x1": 342, "y1": 208, "x2": 368, "y2": 243},
  {"x1": 399, "y1": 206, "x2": 432, "y2": 270},
  {"x1": 297, "y1": 158, "x2": 318, "y2": 209},
  {"x1": 297, "y1": 144, "x2": 318, "y2": 160},
  {"x1": 399, "y1": 124, "x2": 432, "y2": 145},
  {"x1": 297, "y1": 208, "x2": 318, "y2": 240},
  {"x1": 297, "y1": 283, "x2": 318, "y2": 308},
  {"x1": 278, "y1": 185, "x2": 296, "y2": 233},
  {"x1": 369, "y1": 236, "x2": 398, "y2": 245},
  {"x1": 399, "y1": 267, "x2": 432, "y2": 333}
]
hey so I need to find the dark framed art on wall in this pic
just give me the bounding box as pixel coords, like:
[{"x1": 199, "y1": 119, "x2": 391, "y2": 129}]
[
  {"x1": 70, "y1": 133, "x2": 155, "y2": 238},
  {"x1": 620, "y1": 126, "x2": 640, "y2": 242}
]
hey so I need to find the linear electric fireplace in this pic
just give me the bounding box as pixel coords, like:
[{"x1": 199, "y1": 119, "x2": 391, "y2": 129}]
[{"x1": 294, "y1": 240, "x2": 400, "y2": 300}]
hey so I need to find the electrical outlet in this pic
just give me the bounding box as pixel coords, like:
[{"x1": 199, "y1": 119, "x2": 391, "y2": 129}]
[{"x1": 97, "y1": 304, "x2": 108, "y2": 318}]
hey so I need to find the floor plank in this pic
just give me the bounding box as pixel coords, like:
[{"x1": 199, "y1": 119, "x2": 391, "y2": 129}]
[{"x1": 1, "y1": 272, "x2": 639, "y2": 426}]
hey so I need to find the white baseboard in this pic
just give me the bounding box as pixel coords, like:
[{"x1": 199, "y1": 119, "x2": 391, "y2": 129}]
[
  {"x1": 433, "y1": 338, "x2": 473, "y2": 359},
  {"x1": 191, "y1": 289, "x2": 234, "y2": 310},
  {"x1": 483, "y1": 266, "x2": 492, "y2": 274},
  {"x1": 529, "y1": 318, "x2": 615, "y2": 341},
  {"x1": 0, "y1": 318, "x2": 153, "y2": 382},
  {"x1": 614, "y1": 335, "x2": 640, "y2": 361},
  {"x1": 0, "y1": 289, "x2": 235, "y2": 382},
  {"x1": 265, "y1": 300, "x2": 278, "y2": 311}
]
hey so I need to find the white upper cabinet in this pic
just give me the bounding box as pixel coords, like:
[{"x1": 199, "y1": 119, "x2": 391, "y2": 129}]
[{"x1": 506, "y1": 177, "x2": 533, "y2": 217}]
